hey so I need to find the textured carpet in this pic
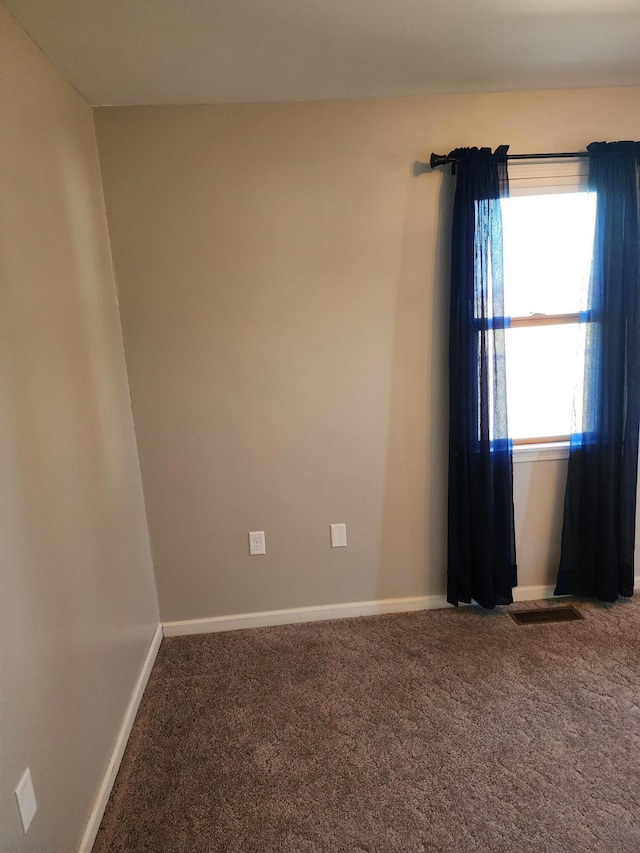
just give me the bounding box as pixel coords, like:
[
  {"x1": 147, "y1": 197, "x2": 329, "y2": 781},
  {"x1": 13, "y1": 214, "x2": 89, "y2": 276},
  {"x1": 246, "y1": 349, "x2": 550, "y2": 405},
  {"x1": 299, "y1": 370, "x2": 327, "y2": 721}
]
[{"x1": 93, "y1": 598, "x2": 640, "y2": 852}]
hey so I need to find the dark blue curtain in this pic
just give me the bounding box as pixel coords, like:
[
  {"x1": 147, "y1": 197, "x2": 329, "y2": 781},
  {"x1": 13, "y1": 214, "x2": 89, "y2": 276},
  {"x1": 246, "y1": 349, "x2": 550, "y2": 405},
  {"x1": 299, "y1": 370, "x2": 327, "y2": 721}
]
[
  {"x1": 556, "y1": 141, "x2": 640, "y2": 601},
  {"x1": 447, "y1": 146, "x2": 518, "y2": 608}
]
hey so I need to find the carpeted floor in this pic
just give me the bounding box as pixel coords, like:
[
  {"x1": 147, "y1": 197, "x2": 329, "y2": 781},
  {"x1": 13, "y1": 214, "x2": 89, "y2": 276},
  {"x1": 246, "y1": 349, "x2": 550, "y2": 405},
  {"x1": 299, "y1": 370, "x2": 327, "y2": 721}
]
[{"x1": 93, "y1": 598, "x2": 640, "y2": 852}]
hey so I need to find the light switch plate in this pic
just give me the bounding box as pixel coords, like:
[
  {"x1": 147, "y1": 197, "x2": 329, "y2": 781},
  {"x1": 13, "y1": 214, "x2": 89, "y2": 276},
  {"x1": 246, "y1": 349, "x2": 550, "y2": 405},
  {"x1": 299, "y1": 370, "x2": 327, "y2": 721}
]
[
  {"x1": 330, "y1": 523, "x2": 347, "y2": 548},
  {"x1": 15, "y1": 768, "x2": 37, "y2": 834}
]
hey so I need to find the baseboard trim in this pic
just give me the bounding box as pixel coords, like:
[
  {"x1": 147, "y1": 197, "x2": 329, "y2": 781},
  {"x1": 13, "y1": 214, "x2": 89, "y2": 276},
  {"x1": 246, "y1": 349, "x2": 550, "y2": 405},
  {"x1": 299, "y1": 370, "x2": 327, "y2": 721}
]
[
  {"x1": 78, "y1": 622, "x2": 163, "y2": 853},
  {"x1": 162, "y1": 596, "x2": 447, "y2": 636},
  {"x1": 162, "y1": 583, "x2": 569, "y2": 637}
]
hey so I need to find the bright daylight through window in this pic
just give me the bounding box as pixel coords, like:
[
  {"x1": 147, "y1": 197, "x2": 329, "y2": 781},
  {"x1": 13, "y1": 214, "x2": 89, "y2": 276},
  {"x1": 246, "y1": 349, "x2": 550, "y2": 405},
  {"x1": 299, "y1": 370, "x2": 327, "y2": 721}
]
[{"x1": 501, "y1": 189, "x2": 597, "y2": 445}]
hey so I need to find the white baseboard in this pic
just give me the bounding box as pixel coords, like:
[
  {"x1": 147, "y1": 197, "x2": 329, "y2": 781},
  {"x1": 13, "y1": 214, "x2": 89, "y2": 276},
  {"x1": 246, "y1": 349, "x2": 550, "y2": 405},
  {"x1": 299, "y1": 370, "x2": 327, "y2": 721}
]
[
  {"x1": 162, "y1": 582, "x2": 568, "y2": 638},
  {"x1": 78, "y1": 622, "x2": 163, "y2": 853},
  {"x1": 162, "y1": 595, "x2": 447, "y2": 636}
]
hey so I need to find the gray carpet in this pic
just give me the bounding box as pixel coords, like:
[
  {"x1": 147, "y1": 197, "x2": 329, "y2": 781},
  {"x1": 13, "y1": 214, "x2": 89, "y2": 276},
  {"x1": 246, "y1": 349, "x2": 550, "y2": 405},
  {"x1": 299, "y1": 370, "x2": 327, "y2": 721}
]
[{"x1": 93, "y1": 598, "x2": 640, "y2": 852}]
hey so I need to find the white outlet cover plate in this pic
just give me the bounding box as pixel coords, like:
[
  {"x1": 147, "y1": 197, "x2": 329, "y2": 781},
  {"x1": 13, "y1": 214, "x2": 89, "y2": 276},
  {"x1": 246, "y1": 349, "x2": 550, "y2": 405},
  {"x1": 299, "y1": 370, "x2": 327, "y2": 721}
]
[
  {"x1": 330, "y1": 523, "x2": 347, "y2": 548},
  {"x1": 249, "y1": 531, "x2": 266, "y2": 555},
  {"x1": 15, "y1": 768, "x2": 37, "y2": 834}
]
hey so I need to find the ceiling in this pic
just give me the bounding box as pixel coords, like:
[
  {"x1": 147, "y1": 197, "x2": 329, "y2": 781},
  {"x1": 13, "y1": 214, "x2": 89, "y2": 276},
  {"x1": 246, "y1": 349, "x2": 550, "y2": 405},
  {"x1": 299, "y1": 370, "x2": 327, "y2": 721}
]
[{"x1": 4, "y1": 0, "x2": 640, "y2": 106}]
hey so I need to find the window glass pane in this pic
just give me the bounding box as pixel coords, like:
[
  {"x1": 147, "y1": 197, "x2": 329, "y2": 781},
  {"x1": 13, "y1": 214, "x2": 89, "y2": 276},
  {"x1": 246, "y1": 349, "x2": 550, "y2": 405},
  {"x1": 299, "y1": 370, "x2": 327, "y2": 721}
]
[
  {"x1": 505, "y1": 323, "x2": 585, "y2": 440},
  {"x1": 501, "y1": 192, "x2": 596, "y2": 318}
]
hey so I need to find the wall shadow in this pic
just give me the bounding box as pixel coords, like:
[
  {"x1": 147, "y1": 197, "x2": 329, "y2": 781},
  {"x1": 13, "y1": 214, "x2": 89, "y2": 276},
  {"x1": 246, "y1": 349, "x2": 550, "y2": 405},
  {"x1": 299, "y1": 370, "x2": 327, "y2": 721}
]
[{"x1": 376, "y1": 164, "x2": 454, "y2": 601}]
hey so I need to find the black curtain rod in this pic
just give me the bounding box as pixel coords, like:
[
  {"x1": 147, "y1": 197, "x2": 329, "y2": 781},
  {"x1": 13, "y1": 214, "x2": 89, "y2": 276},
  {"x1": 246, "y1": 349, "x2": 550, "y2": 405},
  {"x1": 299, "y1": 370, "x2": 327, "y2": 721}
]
[{"x1": 413, "y1": 150, "x2": 589, "y2": 175}]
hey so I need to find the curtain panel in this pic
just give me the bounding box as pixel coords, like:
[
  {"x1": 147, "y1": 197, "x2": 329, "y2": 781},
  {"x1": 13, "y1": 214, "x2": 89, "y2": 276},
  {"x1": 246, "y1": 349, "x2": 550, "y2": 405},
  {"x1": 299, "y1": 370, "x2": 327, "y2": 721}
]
[
  {"x1": 556, "y1": 141, "x2": 640, "y2": 601},
  {"x1": 447, "y1": 146, "x2": 518, "y2": 609}
]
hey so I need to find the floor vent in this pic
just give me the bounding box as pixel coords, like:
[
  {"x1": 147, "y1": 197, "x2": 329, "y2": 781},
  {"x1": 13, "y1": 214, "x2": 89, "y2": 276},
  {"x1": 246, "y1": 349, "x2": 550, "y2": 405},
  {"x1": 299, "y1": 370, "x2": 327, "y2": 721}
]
[{"x1": 510, "y1": 606, "x2": 584, "y2": 625}]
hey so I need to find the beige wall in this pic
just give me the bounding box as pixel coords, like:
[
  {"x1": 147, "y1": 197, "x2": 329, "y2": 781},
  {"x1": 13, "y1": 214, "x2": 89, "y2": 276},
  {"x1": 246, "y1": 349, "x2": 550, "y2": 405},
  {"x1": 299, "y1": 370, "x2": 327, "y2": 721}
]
[
  {"x1": 0, "y1": 8, "x2": 158, "y2": 852},
  {"x1": 513, "y1": 458, "x2": 569, "y2": 588},
  {"x1": 94, "y1": 88, "x2": 640, "y2": 623}
]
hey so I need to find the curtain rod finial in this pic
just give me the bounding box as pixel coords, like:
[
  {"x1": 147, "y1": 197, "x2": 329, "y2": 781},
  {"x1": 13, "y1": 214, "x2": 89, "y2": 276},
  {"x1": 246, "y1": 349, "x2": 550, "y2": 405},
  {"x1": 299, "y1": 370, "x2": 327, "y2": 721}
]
[{"x1": 430, "y1": 153, "x2": 450, "y2": 169}]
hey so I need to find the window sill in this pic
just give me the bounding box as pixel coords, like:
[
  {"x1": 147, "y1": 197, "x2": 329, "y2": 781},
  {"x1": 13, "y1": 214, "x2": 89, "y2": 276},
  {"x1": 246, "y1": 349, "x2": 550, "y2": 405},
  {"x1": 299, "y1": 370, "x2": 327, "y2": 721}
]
[{"x1": 513, "y1": 441, "x2": 570, "y2": 464}]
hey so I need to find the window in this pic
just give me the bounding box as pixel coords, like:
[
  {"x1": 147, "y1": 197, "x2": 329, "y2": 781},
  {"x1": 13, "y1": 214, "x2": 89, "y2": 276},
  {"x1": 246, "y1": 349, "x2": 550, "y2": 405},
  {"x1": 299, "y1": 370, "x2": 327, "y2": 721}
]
[{"x1": 500, "y1": 162, "x2": 597, "y2": 449}]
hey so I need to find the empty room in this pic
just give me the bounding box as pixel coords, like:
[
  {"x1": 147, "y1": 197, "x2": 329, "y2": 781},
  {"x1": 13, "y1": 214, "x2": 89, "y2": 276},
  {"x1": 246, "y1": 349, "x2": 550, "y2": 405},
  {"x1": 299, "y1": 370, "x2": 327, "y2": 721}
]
[{"x1": 2, "y1": 1, "x2": 640, "y2": 851}]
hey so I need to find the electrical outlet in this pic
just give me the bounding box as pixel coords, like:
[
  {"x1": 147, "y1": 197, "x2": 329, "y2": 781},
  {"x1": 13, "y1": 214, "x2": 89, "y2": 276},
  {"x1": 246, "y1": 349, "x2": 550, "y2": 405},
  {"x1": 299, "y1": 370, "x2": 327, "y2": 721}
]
[
  {"x1": 249, "y1": 531, "x2": 266, "y2": 555},
  {"x1": 330, "y1": 523, "x2": 347, "y2": 548},
  {"x1": 15, "y1": 768, "x2": 37, "y2": 834}
]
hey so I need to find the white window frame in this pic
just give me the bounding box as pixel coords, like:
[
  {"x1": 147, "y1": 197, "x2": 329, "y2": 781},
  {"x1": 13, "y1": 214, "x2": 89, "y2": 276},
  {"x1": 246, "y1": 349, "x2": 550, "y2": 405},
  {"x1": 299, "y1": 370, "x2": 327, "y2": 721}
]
[{"x1": 505, "y1": 158, "x2": 590, "y2": 464}]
